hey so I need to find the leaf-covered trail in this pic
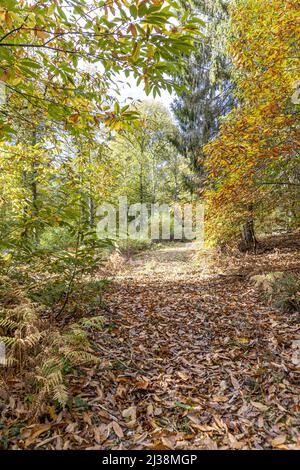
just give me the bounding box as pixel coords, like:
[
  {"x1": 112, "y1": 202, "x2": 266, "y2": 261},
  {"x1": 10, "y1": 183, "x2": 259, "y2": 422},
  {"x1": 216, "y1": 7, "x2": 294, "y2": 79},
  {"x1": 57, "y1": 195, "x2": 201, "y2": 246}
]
[
  {"x1": 8, "y1": 239, "x2": 299, "y2": 450},
  {"x1": 86, "y1": 240, "x2": 299, "y2": 450}
]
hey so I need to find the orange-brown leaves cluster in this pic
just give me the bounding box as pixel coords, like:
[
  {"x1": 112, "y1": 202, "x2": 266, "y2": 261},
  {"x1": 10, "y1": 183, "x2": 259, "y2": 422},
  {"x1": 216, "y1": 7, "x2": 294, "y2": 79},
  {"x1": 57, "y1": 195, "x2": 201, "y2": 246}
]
[{"x1": 204, "y1": 0, "x2": 300, "y2": 245}]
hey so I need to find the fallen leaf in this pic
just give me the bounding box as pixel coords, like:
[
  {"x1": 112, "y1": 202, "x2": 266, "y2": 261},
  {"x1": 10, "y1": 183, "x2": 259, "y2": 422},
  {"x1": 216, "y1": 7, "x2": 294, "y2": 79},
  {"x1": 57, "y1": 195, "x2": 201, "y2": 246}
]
[
  {"x1": 161, "y1": 437, "x2": 175, "y2": 449},
  {"x1": 25, "y1": 424, "x2": 52, "y2": 448},
  {"x1": 112, "y1": 421, "x2": 124, "y2": 438},
  {"x1": 271, "y1": 435, "x2": 286, "y2": 447},
  {"x1": 122, "y1": 405, "x2": 137, "y2": 423},
  {"x1": 251, "y1": 401, "x2": 269, "y2": 412}
]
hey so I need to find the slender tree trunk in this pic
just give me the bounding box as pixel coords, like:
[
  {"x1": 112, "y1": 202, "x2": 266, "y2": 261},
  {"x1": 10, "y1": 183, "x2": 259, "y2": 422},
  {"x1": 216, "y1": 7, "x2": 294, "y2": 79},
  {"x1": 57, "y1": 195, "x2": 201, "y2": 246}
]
[
  {"x1": 241, "y1": 205, "x2": 257, "y2": 252},
  {"x1": 139, "y1": 137, "x2": 146, "y2": 205},
  {"x1": 31, "y1": 131, "x2": 39, "y2": 244},
  {"x1": 173, "y1": 153, "x2": 179, "y2": 202},
  {"x1": 139, "y1": 162, "x2": 144, "y2": 204},
  {"x1": 21, "y1": 169, "x2": 29, "y2": 239},
  {"x1": 151, "y1": 153, "x2": 157, "y2": 204},
  {"x1": 89, "y1": 196, "x2": 94, "y2": 227}
]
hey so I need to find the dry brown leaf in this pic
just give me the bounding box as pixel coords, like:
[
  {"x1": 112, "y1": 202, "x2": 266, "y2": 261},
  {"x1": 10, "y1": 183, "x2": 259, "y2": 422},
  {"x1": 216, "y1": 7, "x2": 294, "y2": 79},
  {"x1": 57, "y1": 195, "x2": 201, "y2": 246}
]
[
  {"x1": 178, "y1": 372, "x2": 189, "y2": 381},
  {"x1": 4, "y1": 235, "x2": 300, "y2": 450},
  {"x1": 135, "y1": 376, "x2": 150, "y2": 389},
  {"x1": 251, "y1": 401, "x2": 269, "y2": 412},
  {"x1": 187, "y1": 413, "x2": 201, "y2": 425},
  {"x1": 116, "y1": 384, "x2": 128, "y2": 397},
  {"x1": 147, "y1": 403, "x2": 154, "y2": 416},
  {"x1": 230, "y1": 374, "x2": 240, "y2": 389},
  {"x1": 122, "y1": 405, "x2": 137, "y2": 422},
  {"x1": 271, "y1": 435, "x2": 286, "y2": 447},
  {"x1": 161, "y1": 437, "x2": 175, "y2": 449},
  {"x1": 25, "y1": 424, "x2": 52, "y2": 448},
  {"x1": 112, "y1": 421, "x2": 124, "y2": 438},
  {"x1": 212, "y1": 395, "x2": 228, "y2": 403}
]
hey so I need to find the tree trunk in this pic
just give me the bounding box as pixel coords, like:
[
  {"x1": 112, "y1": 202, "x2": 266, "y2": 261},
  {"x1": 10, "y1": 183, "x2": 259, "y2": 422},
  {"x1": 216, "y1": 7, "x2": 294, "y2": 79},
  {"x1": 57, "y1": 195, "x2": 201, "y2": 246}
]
[
  {"x1": 89, "y1": 196, "x2": 94, "y2": 227},
  {"x1": 31, "y1": 131, "x2": 39, "y2": 244},
  {"x1": 241, "y1": 206, "x2": 257, "y2": 252},
  {"x1": 139, "y1": 162, "x2": 144, "y2": 204}
]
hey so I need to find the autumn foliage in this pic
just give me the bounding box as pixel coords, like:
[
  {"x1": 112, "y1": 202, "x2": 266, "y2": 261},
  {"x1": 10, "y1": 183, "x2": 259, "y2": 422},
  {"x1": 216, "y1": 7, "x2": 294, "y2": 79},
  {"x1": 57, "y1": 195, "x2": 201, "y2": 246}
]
[{"x1": 204, "y1": 0, "x2": 300, "y2": 246}]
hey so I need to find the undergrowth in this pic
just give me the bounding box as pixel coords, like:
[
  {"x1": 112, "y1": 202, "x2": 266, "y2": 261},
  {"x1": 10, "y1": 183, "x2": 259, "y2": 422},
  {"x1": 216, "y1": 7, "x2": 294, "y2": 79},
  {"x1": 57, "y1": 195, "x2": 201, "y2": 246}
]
[
  {"x1": 0, "y1": 254, "x2": 108, "y2": 417},
  {"x1": 270, "y1": 274, "x2": 300, "y2": 313}
]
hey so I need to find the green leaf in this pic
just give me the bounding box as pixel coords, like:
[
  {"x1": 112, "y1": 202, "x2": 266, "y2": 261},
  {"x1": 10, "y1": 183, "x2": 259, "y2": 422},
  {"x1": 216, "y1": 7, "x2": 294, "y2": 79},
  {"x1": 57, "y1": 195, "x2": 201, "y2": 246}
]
[{"x1": 174, "y1": 401, "x2": 194, "y2": 410}]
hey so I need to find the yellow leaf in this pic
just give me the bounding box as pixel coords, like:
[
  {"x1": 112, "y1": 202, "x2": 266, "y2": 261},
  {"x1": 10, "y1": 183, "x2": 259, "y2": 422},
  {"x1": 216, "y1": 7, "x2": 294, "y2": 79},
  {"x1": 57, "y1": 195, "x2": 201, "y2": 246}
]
[
  {"x1": 36, "y1": 29, "x2": 49, "y2": 40},
  {"x1": 132, "y1": 42, "x2": 141, "y2": 62},
  {"x1": 47, "y1": 405, "x2": 58, "y2": 421},
  {"x1": 237, "y1": 337, "x2": 250, "y2": 344},
  {"x1": 5, "y1": 12, "x2": 12, "y2": 28}
]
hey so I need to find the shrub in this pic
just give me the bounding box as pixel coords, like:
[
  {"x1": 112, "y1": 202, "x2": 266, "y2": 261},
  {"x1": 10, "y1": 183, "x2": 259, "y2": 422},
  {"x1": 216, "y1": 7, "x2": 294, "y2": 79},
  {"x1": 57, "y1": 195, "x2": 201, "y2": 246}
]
[
  {"x1": 271, "y1": 274, "x2": 300, "y2": 313},
  {"x1": 251, "y1": 272, "x2": 300, "y2": 313},
  {"x1": 39, "y1": 226, "x2": 75, "y2": 251},
  {"x1": 0, "y1": 279, "x2": 104, "y2": 413}
]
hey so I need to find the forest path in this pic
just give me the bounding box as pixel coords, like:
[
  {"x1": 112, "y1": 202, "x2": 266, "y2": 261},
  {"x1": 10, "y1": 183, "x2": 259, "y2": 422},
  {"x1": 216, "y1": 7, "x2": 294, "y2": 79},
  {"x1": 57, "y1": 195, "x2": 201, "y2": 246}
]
[
  {"x1": 5, "y1": 239, "x2": 299, "y2": 450},
  {"x1": 114, "y1": 241, "x2": 205, "y2": 281},
  {"x1": 82, "y1": 240, "x2": 299, "y2": 450}
]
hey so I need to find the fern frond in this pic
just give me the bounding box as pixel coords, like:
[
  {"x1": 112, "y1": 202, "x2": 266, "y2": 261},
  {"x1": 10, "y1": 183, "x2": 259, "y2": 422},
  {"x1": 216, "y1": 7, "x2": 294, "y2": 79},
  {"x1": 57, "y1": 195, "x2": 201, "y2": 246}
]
[
  {"x1": 5, "y1": 356, "x2": 18, "y2": 367},
  {"x1": 64, "y1": 326, "x2": 89, "y2": 346},
  {"x1": 0, "y1": 318, "x2": 18, "y2": 329},
  {"x1": 36, "y1": 369, "x2": 64, "y2": 390},
  {"x1": 37, "y1": 359, "x2": 62, "y2": 377},
  {"x1": 0, "y1": 335, "x2": 17, "y2": 347},
  {"x1": 80, "y1": 316, "x2": 105, "y2": 329},
  {"x1": 62, "y1": 348, "x2": 99, "y2": 365},
  {"x1": 52, "y1": 383, "x2": 68, "y2": 406},
  {"x1": 23, "y1": 332, "x2": 42, "y2": 348}
]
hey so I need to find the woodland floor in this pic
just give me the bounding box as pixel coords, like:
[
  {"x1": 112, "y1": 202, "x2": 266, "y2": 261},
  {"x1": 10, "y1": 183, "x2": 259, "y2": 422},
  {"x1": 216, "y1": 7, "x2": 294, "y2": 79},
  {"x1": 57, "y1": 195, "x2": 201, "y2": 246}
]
[{"x1": 2, "y1": 233, "x2": 300, "y2": 450}]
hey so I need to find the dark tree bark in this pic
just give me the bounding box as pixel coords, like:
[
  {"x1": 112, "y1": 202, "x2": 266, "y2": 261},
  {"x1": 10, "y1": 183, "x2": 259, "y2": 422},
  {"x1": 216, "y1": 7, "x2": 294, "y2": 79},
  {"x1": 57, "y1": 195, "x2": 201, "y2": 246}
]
[{"x1": 240, "y1": 205, "x2": 258, "y2": 252}]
